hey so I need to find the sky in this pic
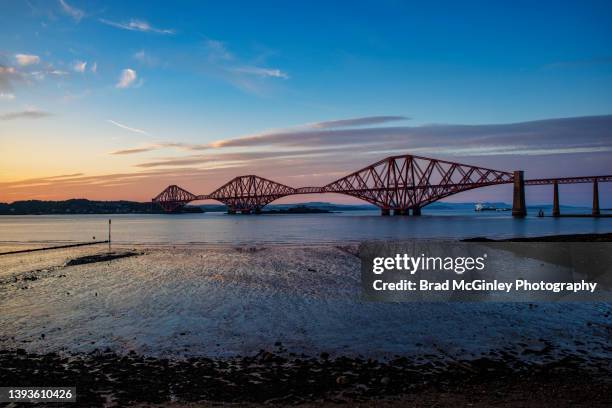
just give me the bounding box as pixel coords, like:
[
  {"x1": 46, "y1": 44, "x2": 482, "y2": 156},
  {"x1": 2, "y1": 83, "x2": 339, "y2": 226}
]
[{"x1": 1, "y1": 0, "x2": 611, "y2": 206}]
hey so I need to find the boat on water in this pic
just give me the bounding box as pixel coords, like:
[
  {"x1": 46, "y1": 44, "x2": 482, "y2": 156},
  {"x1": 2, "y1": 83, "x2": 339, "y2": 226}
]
[{"x1": 474, "y1": 203, "x2": 511, "y2": 212}]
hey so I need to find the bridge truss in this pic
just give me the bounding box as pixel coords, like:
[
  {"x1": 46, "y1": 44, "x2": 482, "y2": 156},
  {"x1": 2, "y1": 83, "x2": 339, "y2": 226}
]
[{"x1": 152, "y1": 153, "x2": 609, "y2": 214}]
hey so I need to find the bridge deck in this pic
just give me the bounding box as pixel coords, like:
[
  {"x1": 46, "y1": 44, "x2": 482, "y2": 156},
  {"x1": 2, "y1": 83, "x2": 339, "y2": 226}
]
[{"x1": 525, "y1": 175, "x2": 612, "y2": 185}]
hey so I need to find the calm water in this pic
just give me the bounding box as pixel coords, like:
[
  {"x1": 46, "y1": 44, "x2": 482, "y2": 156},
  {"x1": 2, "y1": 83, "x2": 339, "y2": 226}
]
[{"x1": 1, "y1": 209, "x2": 611, "y2": 244}]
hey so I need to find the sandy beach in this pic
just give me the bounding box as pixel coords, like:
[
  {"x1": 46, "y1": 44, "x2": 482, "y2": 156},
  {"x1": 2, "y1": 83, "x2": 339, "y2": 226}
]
[{"x1": 1, "y1": 243, "x2": 611, "y2": 406}]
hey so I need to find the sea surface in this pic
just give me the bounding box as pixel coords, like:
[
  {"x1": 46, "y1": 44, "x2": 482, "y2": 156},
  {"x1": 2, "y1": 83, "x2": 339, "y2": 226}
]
[{"x1": 1, "y1": 208, "x2": 611, "y2": 245}]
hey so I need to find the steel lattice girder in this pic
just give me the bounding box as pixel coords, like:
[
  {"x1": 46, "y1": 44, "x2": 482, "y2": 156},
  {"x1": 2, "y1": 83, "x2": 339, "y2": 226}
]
[
  {"x1": 152, "y1": 185, "x2": 198, "y2": 212},
  {"x1": 323, "y1": 155, "x2": 513, "y2": 209},
  {"x1": 151, "y1": 153, "x2": 609, "y2": 212},
  {"x1": 207, "y1": 175, "x2": 296, "y2": 211}
]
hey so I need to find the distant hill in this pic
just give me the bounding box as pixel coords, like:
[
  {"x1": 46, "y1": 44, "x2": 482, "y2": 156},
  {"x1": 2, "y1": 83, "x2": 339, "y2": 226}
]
[{"x1": 0, "y1": 199, "x2": 202, "y2": 215}]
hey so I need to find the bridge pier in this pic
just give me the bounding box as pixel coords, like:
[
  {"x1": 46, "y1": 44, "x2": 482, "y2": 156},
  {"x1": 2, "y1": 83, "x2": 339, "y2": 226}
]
[
  {"x1": 593, "y1": 179, "x2": 600, "y2": 216},
  {"x1": 381, "y1": 208, "x2": 390, "y2": 216},
  {"x1": 393, "y1": 209, "x2": 408, "y2": 216},
  {"x1": 512, "y1": 170, "x2": 527, "y2": 217},
  {"x1": 227, "y1": 209, "x2": 236, "y2": 215},
  {"x1": 552, "y1": 181, "x2": 560, "y2": 217},
  {"x1": 254, "y1": 207, "x2": 262, "y2": 214},
  {"x1": 411, "y1": 206, "x2": 421, "y2": 216},
  {"x1": 241, "y1": 209, "x2": 251, "y2": 214}
]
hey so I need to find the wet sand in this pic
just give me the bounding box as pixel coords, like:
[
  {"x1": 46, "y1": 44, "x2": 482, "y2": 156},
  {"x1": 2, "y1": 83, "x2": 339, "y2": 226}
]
[{"x1": 1, "y1": 243, "x2": 611, "y2": 406}]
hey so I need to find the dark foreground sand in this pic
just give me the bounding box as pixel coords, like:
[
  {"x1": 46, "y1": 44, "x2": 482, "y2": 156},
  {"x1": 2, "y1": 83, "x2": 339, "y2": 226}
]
[{"x1": 2, "y1": 347, "x2": 611, "y2": 407}]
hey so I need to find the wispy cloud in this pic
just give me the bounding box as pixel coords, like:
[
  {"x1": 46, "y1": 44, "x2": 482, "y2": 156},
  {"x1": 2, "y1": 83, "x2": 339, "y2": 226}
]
[
  {"x1": 107, "y1": 119, "x2": 149, "y2": 135},
  {"x1": 104, "y1": 115, "x2": 410, "y2": 155},
  {"x1": 205, "y1": 40, "x2": 233, "y2": 62},
  {"x1": 110, "y1": 146, "x2": 157, "y2": 155},
  {"x1": 151, "y1": 115, "x2": 612, "y2": 159},
  {"x1": 1, "y1": 64, "x2": 65, "y2": 92},
  {"x1": 133, "y1": 50, "x2": 158, "y2": 66},
  {"x1": 0, "y1": 167, "x2": 247, "y2": 202},
  {"x1": 0, "y1": 109, "x2": 52, "y2": 120},
  {"x1": 0, "y1": 66, "x2": 17, "y2": 76},
  {"x1": 49, "y1": 69, "x2": 69, "y2": 76},
  {"x1": 73, "y1": 60, "x2": 87, "y2": 72},
  {"x1": 0, "y1": 66, "x2": 19, "y2": 92},
  {"x1": 310, "y1": 116, "x2": 409, "y2": 129},
  {"x1": 134, "y1": 148, "x2": 349, "y2": 168},
  {"x1": 201, "y1": 115, "x2": 612, "y2": 155},
  {"x1": 15, "y1": 54, "x2": 40, "y2": 66},
  {"x1": 99, "y1": 18, "x2": 174, "y2": 34},
  {"x1": 198, "y1": 39, "x2": 289, "y2": 95},
  {"x1": 115, "y1": 68, "x2": 137, "y2": 88},
  {"x1": 108, "y1": 115, "x2": 612, "y2": 166},
  {"x1": 0, "y1": 92, "x2": 15, "y2": 100},
  {"x1": 231, "y1": 66, "x2": 289, "y2": 79},
  {"x1": 58, "y1": 0, "x2": 85, "y2": 22}
]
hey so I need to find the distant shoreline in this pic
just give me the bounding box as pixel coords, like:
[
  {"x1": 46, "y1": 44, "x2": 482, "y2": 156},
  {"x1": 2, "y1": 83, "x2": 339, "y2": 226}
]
[
  {"x1": 0, "y1": 199, "x2": 364, "y2": 215},
  {"x1": 2, "y1": 198, "x2": 602, "y2": 215}
]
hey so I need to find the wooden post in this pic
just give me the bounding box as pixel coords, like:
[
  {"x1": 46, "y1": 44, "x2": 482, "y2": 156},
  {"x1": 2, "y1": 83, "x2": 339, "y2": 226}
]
[
  {"x1": 552, "y1": 181, "x2": 560, "y2": 217},
  {"x1": 108, "y1": 219, "x2": 111, "y2": 253}
]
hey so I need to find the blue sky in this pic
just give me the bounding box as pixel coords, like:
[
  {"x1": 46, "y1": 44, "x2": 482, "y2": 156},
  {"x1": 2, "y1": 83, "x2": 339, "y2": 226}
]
[{"x1": 0, "y1": 0, "x2": 611, "y2": 204}]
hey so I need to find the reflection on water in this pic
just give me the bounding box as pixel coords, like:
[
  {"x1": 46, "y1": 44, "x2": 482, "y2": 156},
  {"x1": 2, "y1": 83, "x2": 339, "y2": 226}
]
[{"x1": 0, "y1": 210, "x2": 610, "y2": 244}]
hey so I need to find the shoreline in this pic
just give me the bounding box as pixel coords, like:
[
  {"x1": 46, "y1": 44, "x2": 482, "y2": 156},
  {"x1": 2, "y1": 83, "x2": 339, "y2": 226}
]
[{"x1": 1, "y1": 231, "x2": 612, "y2": 254}]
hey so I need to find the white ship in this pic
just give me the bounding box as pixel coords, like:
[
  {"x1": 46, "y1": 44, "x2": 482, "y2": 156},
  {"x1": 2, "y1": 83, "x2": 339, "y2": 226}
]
[{"x1": 475, "y1": 203, "x2": 510, "y2": 212}]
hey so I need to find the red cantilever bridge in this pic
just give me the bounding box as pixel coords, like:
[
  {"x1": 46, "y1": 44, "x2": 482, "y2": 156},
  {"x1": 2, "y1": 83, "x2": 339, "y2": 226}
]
[{"x1": 153, "y1": 154, "x2": 611, "y2": 217}]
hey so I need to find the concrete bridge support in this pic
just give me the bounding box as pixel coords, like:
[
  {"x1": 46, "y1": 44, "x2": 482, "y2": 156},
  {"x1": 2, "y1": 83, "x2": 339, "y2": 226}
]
[
  {"x1": 381, "y1": 208, "x2": 390, "y2": 216},
  {"x1": 411, "y1": 206, "x2": 421, "y2": 216},
  {"x1": 512, "y1": 170, "x2": 527, "y2": 217},
  {"x1": 593, "y1": 179, "x2": 600, "y2": 216},
  {"x1": 552, "y1": 181, "x2": 560, "y2": 217}
]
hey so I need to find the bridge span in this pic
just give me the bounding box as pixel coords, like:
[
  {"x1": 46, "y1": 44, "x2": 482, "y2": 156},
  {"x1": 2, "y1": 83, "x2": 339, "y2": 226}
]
[{"x1": 152, "y1": 154, "x2": 610, "y2": 217}]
